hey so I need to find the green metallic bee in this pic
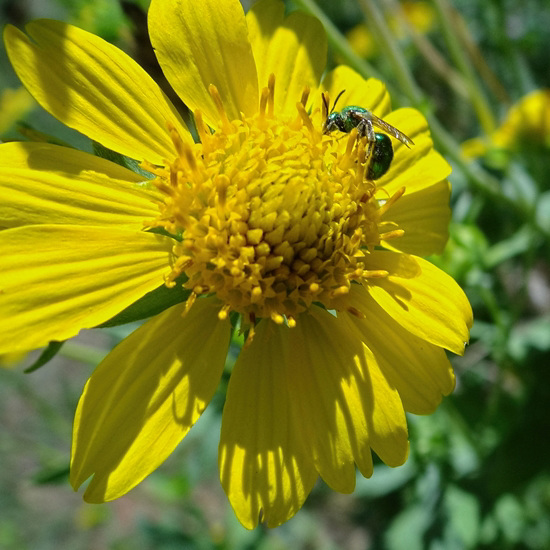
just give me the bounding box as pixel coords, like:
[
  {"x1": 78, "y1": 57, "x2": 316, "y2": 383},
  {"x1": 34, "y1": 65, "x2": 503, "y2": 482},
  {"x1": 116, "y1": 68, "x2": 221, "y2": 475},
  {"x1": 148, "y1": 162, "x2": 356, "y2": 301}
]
[{"x1": 322, "y1": 91, "x2": 414, "y2": 180}]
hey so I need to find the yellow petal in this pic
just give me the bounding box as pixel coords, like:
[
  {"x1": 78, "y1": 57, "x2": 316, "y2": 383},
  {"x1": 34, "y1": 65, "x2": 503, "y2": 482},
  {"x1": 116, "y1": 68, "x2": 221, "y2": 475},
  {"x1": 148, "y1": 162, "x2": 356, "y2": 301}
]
[
  {"x1": 318, "y1": 66, "x2": 392, "y2": 119},
  {"x1": 0, "y1": 142, "x2": 159, "y2": 229},
  {"x1": 311, "y1": 307, "x2": 409, "y2": 468},
  {"x1": 246, "y1": 0, "x2": 285, "y2": 68},
  {"x1": 219, "y1": 320, "x2": 317, "y2": 529},
  {"x1": 247, "y1": 0, "x2": 326, "y2": 117},
  {"x1": 344, "y1": 285, "x2": 455, "y2": 415},
  {"x1": 71, "y1": 298, "x2": 230, "y2": 502},
  {"x1": 375, "y1": 108, "x2": 452, "y2": 255},
  {"x1": 0, "y1": 225, "x2": 173, "y2": 353},
  {"x1": 284, "y1": 308, "x2": 408, "y2": 489},
  {"x1": 4, "y1": 21, "x2": 191, "y2": 165},
  {"x1": 284, "y1": 313, "x2": 359, "y2": 491},
  {"x1": 376, "y1": 108, "x2": 451, "y2": 196},
  {"x1": 148, "y1": 0, "x2": 258, "y2": 126},
  {"x1": 363, "y1": 251, "x2": 473, "y2": 355},
  {"x1": 382, "y1": 179, "x2": 451, "y2": 256}
]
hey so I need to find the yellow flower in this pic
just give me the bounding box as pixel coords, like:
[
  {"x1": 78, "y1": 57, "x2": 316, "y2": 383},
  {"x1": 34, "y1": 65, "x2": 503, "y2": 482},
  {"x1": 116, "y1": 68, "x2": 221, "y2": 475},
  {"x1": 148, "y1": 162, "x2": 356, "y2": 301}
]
[
  {"x1": 462, "y1": 89, "x2": 550, "y2": 158},
  {"x1": 0, "y1": 0, "x2": 472, "y2": 529},
  {"x1": 0, "y1": 350, "x2": 27, "y2": 369},
  {"x1": 492, "y1": 89, "x2": 550, "y2": 150},
  {"x1": 347, "y1": 1, "x2": 436, "y2": 59},
  {"x1": 401, "y1": 0, "x2": 436, "y2": 35},
  {"x1": 0, "y1": 86, "x2": 35, "y2": 135}
]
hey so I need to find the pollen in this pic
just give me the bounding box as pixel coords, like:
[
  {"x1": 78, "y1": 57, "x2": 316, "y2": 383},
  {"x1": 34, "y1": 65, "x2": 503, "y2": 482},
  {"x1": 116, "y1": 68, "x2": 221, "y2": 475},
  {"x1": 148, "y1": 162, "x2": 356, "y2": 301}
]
[{"x1": 146, "y1": 78, "x2": 404, "y2": 323}]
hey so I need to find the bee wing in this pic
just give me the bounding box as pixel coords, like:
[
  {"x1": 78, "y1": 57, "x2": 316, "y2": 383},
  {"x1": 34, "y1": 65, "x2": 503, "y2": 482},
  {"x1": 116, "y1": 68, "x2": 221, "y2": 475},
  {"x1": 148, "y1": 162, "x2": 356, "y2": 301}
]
[{"x1": 369, "y1": 113, "x2": 414, "y2": 147}]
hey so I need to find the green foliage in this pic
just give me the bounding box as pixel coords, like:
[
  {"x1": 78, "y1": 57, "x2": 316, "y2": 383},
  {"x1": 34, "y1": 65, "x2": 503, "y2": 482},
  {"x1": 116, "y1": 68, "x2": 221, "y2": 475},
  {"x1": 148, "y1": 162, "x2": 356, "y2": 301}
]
[
  {"x1": 98, "y1": 274, "x2": 191, "y2": 328},
  {"x1": 24, "y1": 341, "x2": 65, "y2": 373}
]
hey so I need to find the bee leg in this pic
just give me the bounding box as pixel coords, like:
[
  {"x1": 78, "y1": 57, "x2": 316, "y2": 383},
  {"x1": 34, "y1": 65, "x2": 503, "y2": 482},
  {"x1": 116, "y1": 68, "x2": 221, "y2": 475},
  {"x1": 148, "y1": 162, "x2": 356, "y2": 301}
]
[
  {"x1": 357, "y1": 117, "x2": 375, "y2": 148},
  {"x1": 357, "y1": 118, "x2": 376, "y2": 180}
]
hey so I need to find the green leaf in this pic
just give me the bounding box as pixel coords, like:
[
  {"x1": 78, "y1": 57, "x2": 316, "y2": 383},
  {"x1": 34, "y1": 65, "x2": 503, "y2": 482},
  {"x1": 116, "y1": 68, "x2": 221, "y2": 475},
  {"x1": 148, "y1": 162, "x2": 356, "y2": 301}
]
[
  {"x1": 24, "y1": 341, "x2": 64, "y2": 373},
  {"x1": 494, "y1": 494, "x2": 526, "y2": 544},
  {"x1": 484, "y1": 225, "x2": 537, "y2": 268},
  {"x1": 536, "y1": 191, "x2": 550, "y2": 233},
  {"x1": 33, "y1": 464, "x2": 70, "y2": 485},
  {"x1": 385, "y1": 504, "x2": 432, "y2": 550},
  {"x1": 92, "y1": 140, "x2": 154, "y2": 179},
  {"x1": 508, "y1": 315, "x2": 550, "y2": 361},
  {"x1": 99, "y1": 274, "x2": 191, "y2": 327},
  {"x1": 355, "y1": 462, "x2": 416, "y2": 498},
  {"x1": 16, "y1": 122, "x2": 72, "y2": 148},
  {"x1": 444, "y1": 484, "x2": 481, "y2": 548}
]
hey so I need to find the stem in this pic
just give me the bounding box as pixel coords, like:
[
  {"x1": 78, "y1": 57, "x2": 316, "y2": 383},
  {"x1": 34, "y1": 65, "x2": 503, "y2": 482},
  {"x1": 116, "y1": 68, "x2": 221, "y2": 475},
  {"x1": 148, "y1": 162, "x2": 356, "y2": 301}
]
[
  {"x1": 292, "y1": 0, "x2": 385, "y2": 84},
  {"x1": 431, "y1": 0, "x2": 497, "y2": 135},
  {"x1": 353, "y1": 0, "x2": 488, "y2": 198},
  {"x1": 60, "y1": 341, "x2": 107, "y2": 366},
  {"x1": 358, "y1": 0, "x2": 424, "y2": 105},
  {"x1": 384, "y1": 0, "x2": 469, "y2": 100},
  {"x1": 453, "y1": 12, "x2": 510, "y2": 105}
]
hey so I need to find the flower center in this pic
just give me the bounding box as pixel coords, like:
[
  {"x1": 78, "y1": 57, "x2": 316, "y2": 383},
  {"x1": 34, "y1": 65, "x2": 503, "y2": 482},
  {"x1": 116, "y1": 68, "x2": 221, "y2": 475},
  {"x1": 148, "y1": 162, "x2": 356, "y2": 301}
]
[{"x1": 146, "y1": 77, "x2": 404, "y2": 325}]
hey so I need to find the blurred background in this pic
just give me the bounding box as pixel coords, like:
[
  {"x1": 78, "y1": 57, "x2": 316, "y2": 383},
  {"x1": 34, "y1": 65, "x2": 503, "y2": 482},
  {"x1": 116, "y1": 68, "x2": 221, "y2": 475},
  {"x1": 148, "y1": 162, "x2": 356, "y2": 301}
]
[{"x1": 1, "y1": 0, "x2": 550, "y2": 548}]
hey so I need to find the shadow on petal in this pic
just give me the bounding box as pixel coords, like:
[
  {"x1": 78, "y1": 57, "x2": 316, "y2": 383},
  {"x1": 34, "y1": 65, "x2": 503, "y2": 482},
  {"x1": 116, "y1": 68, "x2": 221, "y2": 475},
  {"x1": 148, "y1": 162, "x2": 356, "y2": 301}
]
[{"x1": 71, "y1": 298, "x2": 231, "y2": 502}]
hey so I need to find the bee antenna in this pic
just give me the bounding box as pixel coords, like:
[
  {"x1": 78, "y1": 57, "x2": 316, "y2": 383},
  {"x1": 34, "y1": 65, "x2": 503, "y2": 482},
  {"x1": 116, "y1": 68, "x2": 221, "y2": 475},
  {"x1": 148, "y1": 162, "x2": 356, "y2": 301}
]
[
  {"x1": 322, "y1": 92, "x2": 329, "y2": 115},
  {"x1": 331, "y1": 89, "x2": 346, "y2": 114}
]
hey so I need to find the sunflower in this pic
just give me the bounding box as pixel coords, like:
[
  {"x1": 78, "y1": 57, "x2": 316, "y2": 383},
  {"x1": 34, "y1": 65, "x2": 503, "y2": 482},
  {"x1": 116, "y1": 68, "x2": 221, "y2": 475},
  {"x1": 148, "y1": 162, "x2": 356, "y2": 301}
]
[{"x1": 0, "y1": 0, "x2": 472, "y2": 529}]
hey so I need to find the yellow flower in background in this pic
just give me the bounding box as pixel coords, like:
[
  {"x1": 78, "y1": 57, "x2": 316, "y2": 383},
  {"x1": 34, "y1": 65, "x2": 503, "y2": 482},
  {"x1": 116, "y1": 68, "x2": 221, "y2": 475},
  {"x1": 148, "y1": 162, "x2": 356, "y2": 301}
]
[
  {"x1": 1, "y1": 0, "x2": 471, "y2": 530},
  {"x1": 347, "y1": 23, "x2": 379, "y2": 60},
  {"x1": 0, "y1": 86, "x2": 35, "y2": 135},
  {"x1": 493, "y1": 89, "x2": 550, "y2": 149},
  {"x1": 0, "y1": 350, "x2": 27, "y2": 369},
  {"x1": 462, "y1": 89, "x2": 550, "y2": 159},
  {"x1": 347, "y1": 0, "x2": 436, "y2": 59},
  {"x1": 401, "y1": 0, "x2": 436, "y2": 34}
]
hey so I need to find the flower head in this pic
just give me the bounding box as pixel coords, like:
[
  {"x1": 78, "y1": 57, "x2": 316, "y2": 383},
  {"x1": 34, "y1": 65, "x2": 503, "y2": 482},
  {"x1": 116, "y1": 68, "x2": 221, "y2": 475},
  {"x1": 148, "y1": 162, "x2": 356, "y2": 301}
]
[
  {"x1": 1, "y1": 0, "x2": 472, "y2": 529},
  {"x1": 462, "y1": 89, "x2": 550, "y2": 159}
]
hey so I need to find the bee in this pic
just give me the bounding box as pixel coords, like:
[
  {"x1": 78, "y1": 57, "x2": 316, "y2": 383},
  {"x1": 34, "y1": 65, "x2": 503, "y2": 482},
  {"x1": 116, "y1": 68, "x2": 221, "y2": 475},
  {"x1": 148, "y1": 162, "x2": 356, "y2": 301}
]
[{"x1": 322, "y1": 90, "x2": 414, "y2": 180}]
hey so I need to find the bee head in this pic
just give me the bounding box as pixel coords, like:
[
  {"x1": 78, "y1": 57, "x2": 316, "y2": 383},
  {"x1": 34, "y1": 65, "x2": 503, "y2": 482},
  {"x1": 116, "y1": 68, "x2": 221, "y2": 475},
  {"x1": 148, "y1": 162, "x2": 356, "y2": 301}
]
[
  {"x1": 322, "y1": 89, "x2": 346, "y2": 134},
  {"x1": 323, "y1": 112, "x2": 344, "y2": 134}
]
